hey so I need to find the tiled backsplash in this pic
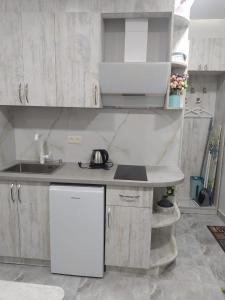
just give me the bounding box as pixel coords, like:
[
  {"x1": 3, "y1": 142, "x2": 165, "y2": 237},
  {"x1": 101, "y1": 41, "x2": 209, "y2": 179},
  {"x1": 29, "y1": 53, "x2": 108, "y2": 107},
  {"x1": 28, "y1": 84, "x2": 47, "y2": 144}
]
[{"x1": 8, "y1": 107, "x2": 183, "y2": 166}]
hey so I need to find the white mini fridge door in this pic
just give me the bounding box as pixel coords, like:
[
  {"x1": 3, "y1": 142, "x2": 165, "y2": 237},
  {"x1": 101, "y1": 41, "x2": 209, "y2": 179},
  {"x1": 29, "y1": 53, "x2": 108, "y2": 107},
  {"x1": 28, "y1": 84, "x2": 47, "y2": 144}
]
[{"x1": 49, "y1": 185, "x2": 105, "y2": 277}]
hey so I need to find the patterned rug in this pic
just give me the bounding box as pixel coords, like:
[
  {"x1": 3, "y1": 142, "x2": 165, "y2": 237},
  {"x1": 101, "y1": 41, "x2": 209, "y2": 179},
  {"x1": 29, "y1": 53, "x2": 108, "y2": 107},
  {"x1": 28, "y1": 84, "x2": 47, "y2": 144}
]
[{"x1": 207, "y1": 226, "x2": 225, "y2": 252}]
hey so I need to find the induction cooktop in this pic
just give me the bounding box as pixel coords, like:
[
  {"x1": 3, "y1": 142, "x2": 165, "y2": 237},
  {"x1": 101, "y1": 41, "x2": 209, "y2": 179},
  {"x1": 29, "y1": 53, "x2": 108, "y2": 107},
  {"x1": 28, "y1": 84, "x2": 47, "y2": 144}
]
[{"x1": 114, "y1": 165, "x2": 147, "y2": 181}]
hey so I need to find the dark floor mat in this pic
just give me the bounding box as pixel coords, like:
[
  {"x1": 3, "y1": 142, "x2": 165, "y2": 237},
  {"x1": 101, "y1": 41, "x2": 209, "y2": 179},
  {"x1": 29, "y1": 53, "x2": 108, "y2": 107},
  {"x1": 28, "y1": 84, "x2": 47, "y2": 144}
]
[{"x1": 207, "y1": 226, "x2": 225, "y2": 252}]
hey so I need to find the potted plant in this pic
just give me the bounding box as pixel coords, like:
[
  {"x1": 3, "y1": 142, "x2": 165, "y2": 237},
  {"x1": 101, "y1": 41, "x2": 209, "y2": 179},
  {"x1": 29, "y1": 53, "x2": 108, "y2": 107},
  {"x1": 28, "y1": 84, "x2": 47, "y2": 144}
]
[{"x1": 169, "y1": 73, "x2": 188, "y2": 108}]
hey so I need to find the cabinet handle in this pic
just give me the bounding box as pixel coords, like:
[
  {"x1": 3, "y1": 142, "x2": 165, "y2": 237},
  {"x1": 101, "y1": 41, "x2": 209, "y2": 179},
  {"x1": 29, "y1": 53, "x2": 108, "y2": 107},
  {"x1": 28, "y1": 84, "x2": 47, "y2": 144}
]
[
  {"x1": 25, "y1": 83, "x2": 29, "y2": 103},
  {"x1": 18, "y1": 83, "x2": 23, "y2": 104},
  {"x1": 95, "y1": 85, "x2": 98, "y2": 106},
  {"x1": 119, "y1": 194, "x2": 140, "y2": 202},
  {"x1": 17, "y1": 184, "x2": 21, "y2": 203},
  {"x1": 107, "y1": 208, "x2": 111, "y2": 228},
  {"x1": 10, "y1": 184, "x2": 15, "y2": 202}
]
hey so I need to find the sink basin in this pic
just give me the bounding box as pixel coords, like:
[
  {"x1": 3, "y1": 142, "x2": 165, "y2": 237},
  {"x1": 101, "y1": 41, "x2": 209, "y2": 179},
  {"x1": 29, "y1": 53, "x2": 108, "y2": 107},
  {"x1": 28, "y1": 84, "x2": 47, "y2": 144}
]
[{"x1": 2, "y1": 162, "x2": 62, "y2": 174}]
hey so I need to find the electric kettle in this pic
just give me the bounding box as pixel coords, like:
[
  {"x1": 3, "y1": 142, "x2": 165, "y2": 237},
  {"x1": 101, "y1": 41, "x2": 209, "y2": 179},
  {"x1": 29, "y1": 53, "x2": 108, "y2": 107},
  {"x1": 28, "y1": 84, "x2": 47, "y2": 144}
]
[{"x1": 90, "y1": 149, "x2": 109, "y2": 169}]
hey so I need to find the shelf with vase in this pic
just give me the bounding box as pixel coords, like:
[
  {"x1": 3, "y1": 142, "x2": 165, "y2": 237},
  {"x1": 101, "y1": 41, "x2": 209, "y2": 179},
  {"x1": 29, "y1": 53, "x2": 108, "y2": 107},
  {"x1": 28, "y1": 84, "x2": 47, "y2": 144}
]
[
  {"x1": 152, "y1": 201, "x2": 181, "y2": 229},
  {"x1": 165, "y1": 73, "x2": 188, "y2": 109}
]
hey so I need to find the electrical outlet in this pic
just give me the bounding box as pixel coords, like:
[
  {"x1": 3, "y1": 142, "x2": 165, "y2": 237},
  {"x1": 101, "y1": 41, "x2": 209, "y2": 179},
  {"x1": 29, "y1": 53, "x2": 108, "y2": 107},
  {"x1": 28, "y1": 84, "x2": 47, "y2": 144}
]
[{"x1": 67, "y1": 136, "x2": 82, "y2": 144}]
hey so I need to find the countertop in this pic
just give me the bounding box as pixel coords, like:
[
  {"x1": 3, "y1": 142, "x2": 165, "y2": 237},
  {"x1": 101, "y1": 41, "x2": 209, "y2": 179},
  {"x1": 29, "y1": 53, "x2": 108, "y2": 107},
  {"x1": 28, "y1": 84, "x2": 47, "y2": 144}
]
[{"x1": 0, "y1": 161, "x2": 184, "y2": 187}]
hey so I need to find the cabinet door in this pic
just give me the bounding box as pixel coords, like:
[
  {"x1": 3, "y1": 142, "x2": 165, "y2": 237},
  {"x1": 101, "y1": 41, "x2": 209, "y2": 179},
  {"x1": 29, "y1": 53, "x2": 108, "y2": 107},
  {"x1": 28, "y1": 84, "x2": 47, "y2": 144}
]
[
  {"x1": 207, "y1": 38, "x2": 225, "y2": 71},
  {"x1": 22, "y1": 13, "x2": 56, "y2": 106},
  {"x1": 188, "y1": 38, "x2": 207, "y2": 71},
  {"x1": 17, "y1": 182, "x2": 50, "y2": 260},
  {"x1": 105, "y1": 205, "x2": 151, "y2": 269},
  {"x1": 0, "y1": 182, "x2": 20, "y2": 257},
  {"x1": 55, "y1": 12, "x2": 101, "y2": 107},
  {"x1": 0, "y1": 13, "x2": 24, "y2": 105}
]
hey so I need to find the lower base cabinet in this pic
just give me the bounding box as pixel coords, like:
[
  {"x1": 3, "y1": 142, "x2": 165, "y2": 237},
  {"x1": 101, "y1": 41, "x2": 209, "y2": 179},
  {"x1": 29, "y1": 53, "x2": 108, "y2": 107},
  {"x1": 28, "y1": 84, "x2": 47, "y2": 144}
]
[
  {"x1": 0, "y1": 182, "x2": 20, "y2": 257},
  {"x1": 0, "y1": 181, "x2": 50, "y2": 260},
  {"x1": 105, "y1": 205, "x2": 151, "y2": 268},
  {"x1": 18, "y1": 182, "x2": 50, "y2": 260},
  {"x1": 105, "y1": 186, "x2": 153, "y2": 269}
]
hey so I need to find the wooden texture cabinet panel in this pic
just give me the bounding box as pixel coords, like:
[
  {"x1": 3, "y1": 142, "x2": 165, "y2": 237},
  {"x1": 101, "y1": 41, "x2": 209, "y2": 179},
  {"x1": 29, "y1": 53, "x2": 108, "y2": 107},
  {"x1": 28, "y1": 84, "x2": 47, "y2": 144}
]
[
  {"x1": 17, "y1": 182, "x2": 50, "y2": 260},
  {"x1": 0, "y1": 182, "x2": 20, "y2": 257},
  {"x1": 106, "y1": 185, "x2": 153, "y2": 207},
  {"x1": 0, "y1": 13, "x2": 24, "y2": 105},
  {"x1": 105, "y1": 205, "x2": 151, "y2": 268},
  {"x1": 55, "y1": 12, "x2": 101, "y2": 107},
  {"x1": 22, "y1": 13, "x2": 56, "y2": 106},
  {"x1": 0, "y1": 181, "x2": 50, "y2": 260},
  {"x1": 189, "y1": 38, "x2": 225, "y2": 71}
]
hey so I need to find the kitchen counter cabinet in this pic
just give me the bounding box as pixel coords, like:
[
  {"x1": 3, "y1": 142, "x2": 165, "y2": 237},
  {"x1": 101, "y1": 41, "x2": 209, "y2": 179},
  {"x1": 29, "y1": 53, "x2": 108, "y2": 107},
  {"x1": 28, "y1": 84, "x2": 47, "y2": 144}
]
[
  {"x1": 105, "y1": 186, "x2": 153, "y2": 269},
  {"x1": 18, "y1": 182, "x2": 50, "y2": 260},
  {"x1": 0, "y1": 182, "x2": 20, "y2": 257},
  {"x1": 0, "y1": 181, "x2": 50, "y2": 262}
]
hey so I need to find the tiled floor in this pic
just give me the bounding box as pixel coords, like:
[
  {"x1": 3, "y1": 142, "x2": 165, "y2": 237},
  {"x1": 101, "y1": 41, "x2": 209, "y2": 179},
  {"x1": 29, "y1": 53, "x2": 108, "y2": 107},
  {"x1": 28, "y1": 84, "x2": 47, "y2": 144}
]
[{"x1": 0, "y1": 214, "x2": 224, "y2": 300}]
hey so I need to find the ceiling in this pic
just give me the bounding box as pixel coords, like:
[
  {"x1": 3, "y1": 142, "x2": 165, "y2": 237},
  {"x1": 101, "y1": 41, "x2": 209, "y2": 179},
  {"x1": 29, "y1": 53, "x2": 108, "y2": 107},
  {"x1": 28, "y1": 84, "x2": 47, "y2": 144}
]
[{"x1": 190, "y1": 0, "x2": 225, "y2": 19}]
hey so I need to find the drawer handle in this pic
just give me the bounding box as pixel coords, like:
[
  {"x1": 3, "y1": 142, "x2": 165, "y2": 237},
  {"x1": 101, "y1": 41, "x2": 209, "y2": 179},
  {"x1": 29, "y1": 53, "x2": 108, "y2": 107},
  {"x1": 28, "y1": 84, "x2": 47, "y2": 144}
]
[
  {"x1": 17, "y1": 184, "x2": 22, "y2": 203},
  {"x1": 119, "y1": 194, "x2": 140, "y2": 201},
  {"x1": 10, "y1": 184, "x2": 15, "y2": 202}
]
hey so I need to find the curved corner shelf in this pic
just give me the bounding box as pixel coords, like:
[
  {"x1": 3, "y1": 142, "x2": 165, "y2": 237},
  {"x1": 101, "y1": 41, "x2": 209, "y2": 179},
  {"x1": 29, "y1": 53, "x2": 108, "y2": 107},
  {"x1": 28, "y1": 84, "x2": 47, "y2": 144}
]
[
  {"x1": 152, "y1": 202, "x2": 181, "y2": 229},
  {"x1": 174, "y1": 14, "x2": 190, "y2": 28},
  {"x1": 172, "y1": 61, "x2": 188, "y2": 69},
  {"x1": 150, "y1": 235, "x2": 178, "y2": 268}
]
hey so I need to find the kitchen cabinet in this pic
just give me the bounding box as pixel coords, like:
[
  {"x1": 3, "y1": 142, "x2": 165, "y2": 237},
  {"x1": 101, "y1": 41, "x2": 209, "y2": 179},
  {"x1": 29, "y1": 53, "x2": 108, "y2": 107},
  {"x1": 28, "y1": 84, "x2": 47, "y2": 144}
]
[
  {"x1": 105, "y1": 186, "x2": 152, "y2": 269},
  {"x1": 0, "y1": 13, "x2": 24, "y2": 105},
  {"x1": 17, "y1": 182, "x2": 50, "y2": 260},
  {"x1": 0, "y1": 13, "x2": 56, "y2": 106},
  {"x1": 189, "y1": 38, "x2": 225, "y2": 71},
  {"x1": 21, "y1": 13, "x2": 56, "y2": 106},
  {"x1": 55, "y1": 12, "x2": 101, "y2": 108},
  {"x1": 0, "y1": 182, "x2": 20, "y2": 257},
  {"x1": 0, "y1": 181, "x2": 50, "y2": 260}
]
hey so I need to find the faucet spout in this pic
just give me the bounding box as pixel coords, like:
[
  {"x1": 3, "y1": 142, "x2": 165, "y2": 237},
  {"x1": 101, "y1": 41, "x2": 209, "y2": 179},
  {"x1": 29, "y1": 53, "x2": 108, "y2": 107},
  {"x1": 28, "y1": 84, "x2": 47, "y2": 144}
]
[{"x1": 34, "y1": 133, "x2": 52, "y2": 164}]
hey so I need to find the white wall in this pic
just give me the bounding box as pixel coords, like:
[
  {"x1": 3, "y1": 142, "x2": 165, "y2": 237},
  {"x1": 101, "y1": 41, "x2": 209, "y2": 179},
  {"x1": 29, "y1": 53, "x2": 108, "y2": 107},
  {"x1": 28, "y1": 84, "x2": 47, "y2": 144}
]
[{"x1": 191, "y1": 0, "x2": 225, "y2": 20}]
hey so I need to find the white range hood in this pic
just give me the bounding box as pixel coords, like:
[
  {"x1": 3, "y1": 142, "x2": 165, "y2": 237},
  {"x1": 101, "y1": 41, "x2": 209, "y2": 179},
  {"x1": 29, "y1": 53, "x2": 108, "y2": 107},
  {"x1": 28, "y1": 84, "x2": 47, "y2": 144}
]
[{"x1": 99, "y1": 62, "x2": 170, "y2": 95}]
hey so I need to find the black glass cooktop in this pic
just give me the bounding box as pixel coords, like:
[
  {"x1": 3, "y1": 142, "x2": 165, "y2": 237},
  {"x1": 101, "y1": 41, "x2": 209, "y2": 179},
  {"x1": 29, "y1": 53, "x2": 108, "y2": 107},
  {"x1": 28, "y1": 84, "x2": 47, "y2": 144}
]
[{"x1": 114, "y1": 165, "x2": 147, "y2": 181}]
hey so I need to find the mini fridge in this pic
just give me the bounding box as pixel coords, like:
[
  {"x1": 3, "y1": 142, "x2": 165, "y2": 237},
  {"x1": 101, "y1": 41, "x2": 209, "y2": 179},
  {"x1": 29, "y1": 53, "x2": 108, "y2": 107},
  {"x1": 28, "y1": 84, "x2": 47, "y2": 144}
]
[{"x1": 49, "y1": 184, "x2": 105, "y2": 278}]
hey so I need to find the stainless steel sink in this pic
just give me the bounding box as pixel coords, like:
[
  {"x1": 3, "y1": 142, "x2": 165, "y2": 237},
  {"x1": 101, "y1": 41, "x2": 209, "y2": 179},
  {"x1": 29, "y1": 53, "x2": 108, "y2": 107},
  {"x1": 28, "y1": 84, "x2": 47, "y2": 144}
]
[{"x1": 2, "y1": 162, "x2": 62, "y2": 174}]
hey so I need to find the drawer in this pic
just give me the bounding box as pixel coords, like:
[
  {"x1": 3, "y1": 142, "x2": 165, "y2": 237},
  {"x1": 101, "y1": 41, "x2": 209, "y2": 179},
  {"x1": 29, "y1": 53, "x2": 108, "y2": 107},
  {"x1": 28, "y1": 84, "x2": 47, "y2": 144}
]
[{"x1": 106, "y1": 186, "x2": 153, "y2": 208}]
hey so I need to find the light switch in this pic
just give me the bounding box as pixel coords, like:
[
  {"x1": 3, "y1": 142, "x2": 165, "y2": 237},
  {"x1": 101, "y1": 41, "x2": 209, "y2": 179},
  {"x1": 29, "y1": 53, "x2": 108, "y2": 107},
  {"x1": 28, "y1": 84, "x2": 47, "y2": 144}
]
[{"x1": 67, "y1": 136, "x2": 82, "y2": 144}]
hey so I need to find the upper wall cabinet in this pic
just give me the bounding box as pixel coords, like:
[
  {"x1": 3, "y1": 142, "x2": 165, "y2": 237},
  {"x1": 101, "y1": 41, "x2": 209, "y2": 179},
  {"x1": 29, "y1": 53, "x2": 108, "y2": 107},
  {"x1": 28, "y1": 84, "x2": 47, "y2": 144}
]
[
  {"x1": 55, "y1": 12, "x2": 102, "y2": 108},
  {"x1": 0, "y1": 13, "x2": 24, "y2": 105},
  {"x1": 22, "y1": 13, "x2": 56, "y2": 106},
  {"x1": 0, "y1": 12, "x2": 56, "y2": 106},
  {"x1": 189, "y1": 38, "x2": 225, "y2": 72},
  {"x1": 100, "y1": 13, "x2": 172, "y2": 108}
]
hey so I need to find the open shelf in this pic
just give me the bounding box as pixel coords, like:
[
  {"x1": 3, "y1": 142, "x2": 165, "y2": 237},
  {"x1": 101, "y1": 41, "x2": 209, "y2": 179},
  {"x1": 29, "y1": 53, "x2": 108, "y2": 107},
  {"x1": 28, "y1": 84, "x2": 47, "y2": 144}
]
[
  {"x1": 152, "y1": 202, "x2": 181, "y2": 229},
  {"x1": 102, "y1": 15, "x2": 172, "y2": 63},
  {"x1": 172, "y1": 61, "x2": 187, "y2": 68},
  {"x1": 150, "y1": 235, "x2": 177, "y2": 268},
  {"x1": 174, "y1": 14, "x2": 190, "y2": 28}
]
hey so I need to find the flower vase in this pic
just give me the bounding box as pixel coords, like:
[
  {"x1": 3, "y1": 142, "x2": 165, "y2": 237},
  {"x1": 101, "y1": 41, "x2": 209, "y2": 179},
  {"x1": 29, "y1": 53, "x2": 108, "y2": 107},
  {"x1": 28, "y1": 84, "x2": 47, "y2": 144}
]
[{"x1": 169, "y1": 94, "x2": 181, "y2": 108}]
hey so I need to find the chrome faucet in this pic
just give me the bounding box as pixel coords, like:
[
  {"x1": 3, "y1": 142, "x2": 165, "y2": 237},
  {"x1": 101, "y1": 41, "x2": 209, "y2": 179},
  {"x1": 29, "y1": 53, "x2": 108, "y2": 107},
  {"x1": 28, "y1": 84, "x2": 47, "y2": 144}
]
[{"x1": 34, "y1": 133, "x2": 52, "y2": 164}]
